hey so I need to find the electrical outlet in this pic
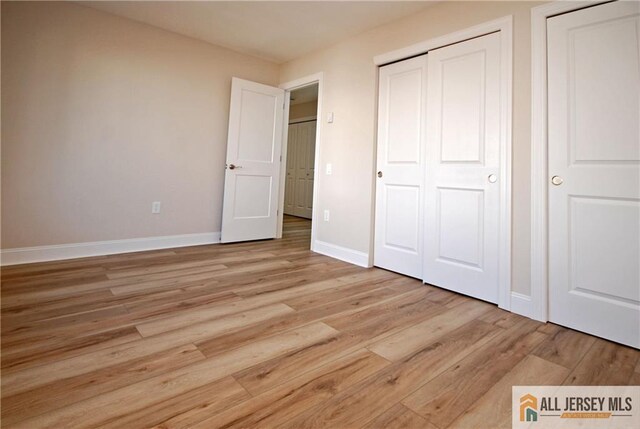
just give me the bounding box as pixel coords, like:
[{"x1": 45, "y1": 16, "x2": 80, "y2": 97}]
[
  {"x1": 326, "y1": 163, "x2": 332, "y2": 175},
  {"x1": 324, "y1": 209, "x2": 330, "y2": 222},
  {"x1": 152, "y1": 201, "x2": 161, "y2": 214}
]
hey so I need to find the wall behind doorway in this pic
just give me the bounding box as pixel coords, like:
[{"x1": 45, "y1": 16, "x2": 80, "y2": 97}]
[{"x1": 290, "y1": 100, "x2": 318, "y2": 121}]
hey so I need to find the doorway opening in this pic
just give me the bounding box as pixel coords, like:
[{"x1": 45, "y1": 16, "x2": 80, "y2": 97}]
[{"x1": 278, "y1": 81, "x2": 320, "y2": 244}]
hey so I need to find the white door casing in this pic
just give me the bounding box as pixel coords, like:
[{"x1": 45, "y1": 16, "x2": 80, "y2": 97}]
[
  {"x1": 547, "y1": 1, "x2": 640, "y2": 348},
  {"x1": 374, "y1": 55, "x2": 428, "y2": 279},
  {"x1": 423, "y1": 32, "x2": 502, "y2": 303},
  {"x1": 221, "y1": 77, "x2": 285, "y2": 243}
]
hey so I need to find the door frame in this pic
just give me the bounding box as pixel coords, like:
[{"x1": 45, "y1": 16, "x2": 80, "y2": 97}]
[
  {"x1": 276, "y1": 73, "x2": 323, "y2": 248},
  {"x1": 373, "y1": 16, "x2": 513, "y2": 312},
  {"x1": 530, "y1": 1, "x2": 611, "y2": 322}
]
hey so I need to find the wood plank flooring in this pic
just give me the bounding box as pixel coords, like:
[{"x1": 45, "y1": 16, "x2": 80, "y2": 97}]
[{"x1": 1, "y1": 215, "x2": 638, "y2": 428}]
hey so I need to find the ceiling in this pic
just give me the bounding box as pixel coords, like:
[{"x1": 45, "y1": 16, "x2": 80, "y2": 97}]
[
  {"x1": 79, "y1": 1, "x2": 439, "y2": 63},
  {"x1": 290, "y1": 83, "x2": 318, "y2": 105}
]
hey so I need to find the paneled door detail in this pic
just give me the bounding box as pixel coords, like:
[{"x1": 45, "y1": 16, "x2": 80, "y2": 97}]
[
  {"x1": 423, "y1": 32, "x2": 501, "y2": 303},
  {"x1": 284, "y1": 120, "x2": 316, "y2": 219},
  {"x1": 374, "y1": 54, "x2": 428, "y2": 279},
  {"x1": 547, "y1": 1, "x2": 640, "y2": 348},
  {"x1": 221, "y1": 77, "x2": 285, "y2": 243},
  {"x1": 284, "y1": 123, "x2": 298, "y2": 215}
]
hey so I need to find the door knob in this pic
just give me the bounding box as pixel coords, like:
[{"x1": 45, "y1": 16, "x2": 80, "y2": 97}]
[
  {"x1": 488, "y1": 174, "x2": 497, "y2": 183},
  {"x1": 551, "y1": 175, "x2": 563, "y2": 186},
  {"x1": 228, "y1": 164, "x2": 242, "y2": 170},
  {"x1": 377, "y1": 171, "x2": 383, "y2": 178}
]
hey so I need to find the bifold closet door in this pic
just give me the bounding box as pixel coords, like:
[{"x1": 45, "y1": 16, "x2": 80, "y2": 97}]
[
  {"x1": 423, "y1": 32, "x2": 501, "y2": 303},
  {"x1": 374, "y1": 55, "x2": 428, "y2": 279},
  {"x1": 293, "y1": 121, "x2": 316, "y2": 219},
  {"x1": 284, "y1": 124, "x2": 297, "y2": 216},
  {"x1": 285, "y1": 121, "x2": 316, "y2": 219},
  {"x1": 547, "y1": 1, "x2": 640, "y2": 348}
]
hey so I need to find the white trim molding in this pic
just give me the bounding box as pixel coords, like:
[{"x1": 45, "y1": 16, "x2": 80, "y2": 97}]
[
  {"x1": 313, "y1": 240, "x2": 369, "y2": 268},
  {"x1": 510, "y1": 292, "x2": 533, "y2": 319},
  {"x1": 277, "y1": 72, "x2": 324, "y2": 246},
  {"x1": 530, "y1": 1, "x2": 609, "y2": 322},
  {"x1": 374, "y1": 15, "x2": 513, "y2": 66},
  {"x1": 1, "y1": 232, "x2": 220, "y2": 266},
  {"x1": 375, "y1": 16, "x2": 513, "y2": 312}
]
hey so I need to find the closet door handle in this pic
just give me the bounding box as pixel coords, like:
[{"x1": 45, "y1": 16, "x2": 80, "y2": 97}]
[{"x1": 377, "y1": 171, "x2": 383, "y2": 178}]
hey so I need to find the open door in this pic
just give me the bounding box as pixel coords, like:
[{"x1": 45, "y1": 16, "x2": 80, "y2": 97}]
[{"x1": 221, "y1": 77, "x2": 285, "y2": 243}]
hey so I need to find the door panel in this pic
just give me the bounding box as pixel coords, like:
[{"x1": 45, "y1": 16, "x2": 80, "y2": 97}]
[
  {"x1": 304, "y1": 121, "x2": 316, "y2": 218},
  {"x1": 547, "y1": 0, "x2": 640, "y2": 348},
  {"x1": 284, "y1": 124, "x2": 297, "y2": 215},
  {"x1": 424, "y1": 32, "x2": 501, "y2": 303},
  {"x1": 285, "y1": 120, "x2": 316, "y2": 219},
  {"x1": 221, "y1": 78, "x2": 284, "y2": 243},
  {"x1": 440, "y1": 51, "x2": 485, "y2": 163},
  {"x1": 374, "y1": 55, "x2": 428, "y2": 279},
  {"x1": 384, "y1": 185, "x2": 420, "y2": 253},
  {"x1": 437, "y1": 187, "x2": 483, "y2": 268}
]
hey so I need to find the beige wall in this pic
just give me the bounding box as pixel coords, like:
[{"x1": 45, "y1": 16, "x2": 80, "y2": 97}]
[
  {"x1": 289, "y1": 100, "x2": 318, "y2": 121},
  {"x1": 2, "y1": 1, "x2": 545, "y2": 296},
  {"x1": 279, "y1": 1, "x2": 546, "y2": 295},
  {"x1": 1, "y1": 1, "x2": 279, "y2": 248}
]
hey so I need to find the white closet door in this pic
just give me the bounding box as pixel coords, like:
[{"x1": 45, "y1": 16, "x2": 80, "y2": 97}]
[
  {"x1": 423, "y1": 32, "x2": 501, "y2": 303},
  {"x1": 548, "y1": 1, "x2": 640, "y2": 348},
  {"x1": 284, "y1": 123, "x2": 297, "y2": 216},
  {"x1": 294, "y1": 121, "x2": 316, "y2": 219},
  {"x1": 374, "y1": 55, "x2": 428, "y2": 279}
]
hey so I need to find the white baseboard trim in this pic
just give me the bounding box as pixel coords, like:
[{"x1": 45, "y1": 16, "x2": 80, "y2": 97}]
[
  {"x1": 510, "y1": 291, "x2": 534, "y2": 319},
  {"x1": 312, "y1": 240, "x2": 370, "y2": 268},
  {"x1": 1, "y1": 232, "x2": 221, "y2": 266}
]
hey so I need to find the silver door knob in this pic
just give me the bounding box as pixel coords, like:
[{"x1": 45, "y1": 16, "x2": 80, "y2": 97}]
[
  {"x1": 551, "y1": 175, "x2": 563, "y2": 186},
  {"x1": 377, "y1": 171, "x2": 383, "y2": 178},
  {"x1": 488, "y1": 174, "x2": 497, "y2": 183},
  {"x1": 228, "y1": 164, "x2": 242, "y2": 170}
]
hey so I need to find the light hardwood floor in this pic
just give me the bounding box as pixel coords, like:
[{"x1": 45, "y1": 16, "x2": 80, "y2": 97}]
[{"x1": 1, "y1": 215, "x2": 639, "y2": 428}]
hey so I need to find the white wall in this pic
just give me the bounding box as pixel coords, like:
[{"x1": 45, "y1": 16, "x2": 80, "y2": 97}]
[
  {"x1": 1, "y1": 1, "x2": 279, "y2": 249},
  {"x1": 279, "y1": 1, "x2": 546, "y2": 296}
]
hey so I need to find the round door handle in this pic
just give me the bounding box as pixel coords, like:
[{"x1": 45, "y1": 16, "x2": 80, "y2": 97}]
[
  {"x1": 377, "y1": 171, "x2": 383, "y2": 178},
  {"x1": 488, "y1": 174, "x2": 497, "y2": 183},
  {"x1": 228, "y1": 164, "x2": 242, "y2": 170},
  {"x1": 551, "y1": 175, "x2": 563, "y2": 186}
]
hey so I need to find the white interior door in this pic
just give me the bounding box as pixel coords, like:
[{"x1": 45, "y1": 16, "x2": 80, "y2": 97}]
[
  {"x1": 284, "y1": 123, "x2": 297, "y2": 216},
  {"x1": 221, "y1": 77, "x2": 285, "y2": 243},
  {"x1": 547, "y1": 1, "x2": 640, "y2": 348},
  {"x1": 374, "y1": 54, "x2": 428, "y2": 279},
  {"x1": 423, "y1": 32, "x2": 501, "y2": 303},
  {"x1": 293, "y1": 121, "x2": 316, "y2": 219}
]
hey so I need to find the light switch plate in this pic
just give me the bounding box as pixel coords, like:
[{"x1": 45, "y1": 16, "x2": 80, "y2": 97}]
[
  {"x1": 327, "y1": 112, "x2": 334, "y2": 123},
  {"x1": 326, "y1": 163, "x2": 332, "y2": 175}
]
